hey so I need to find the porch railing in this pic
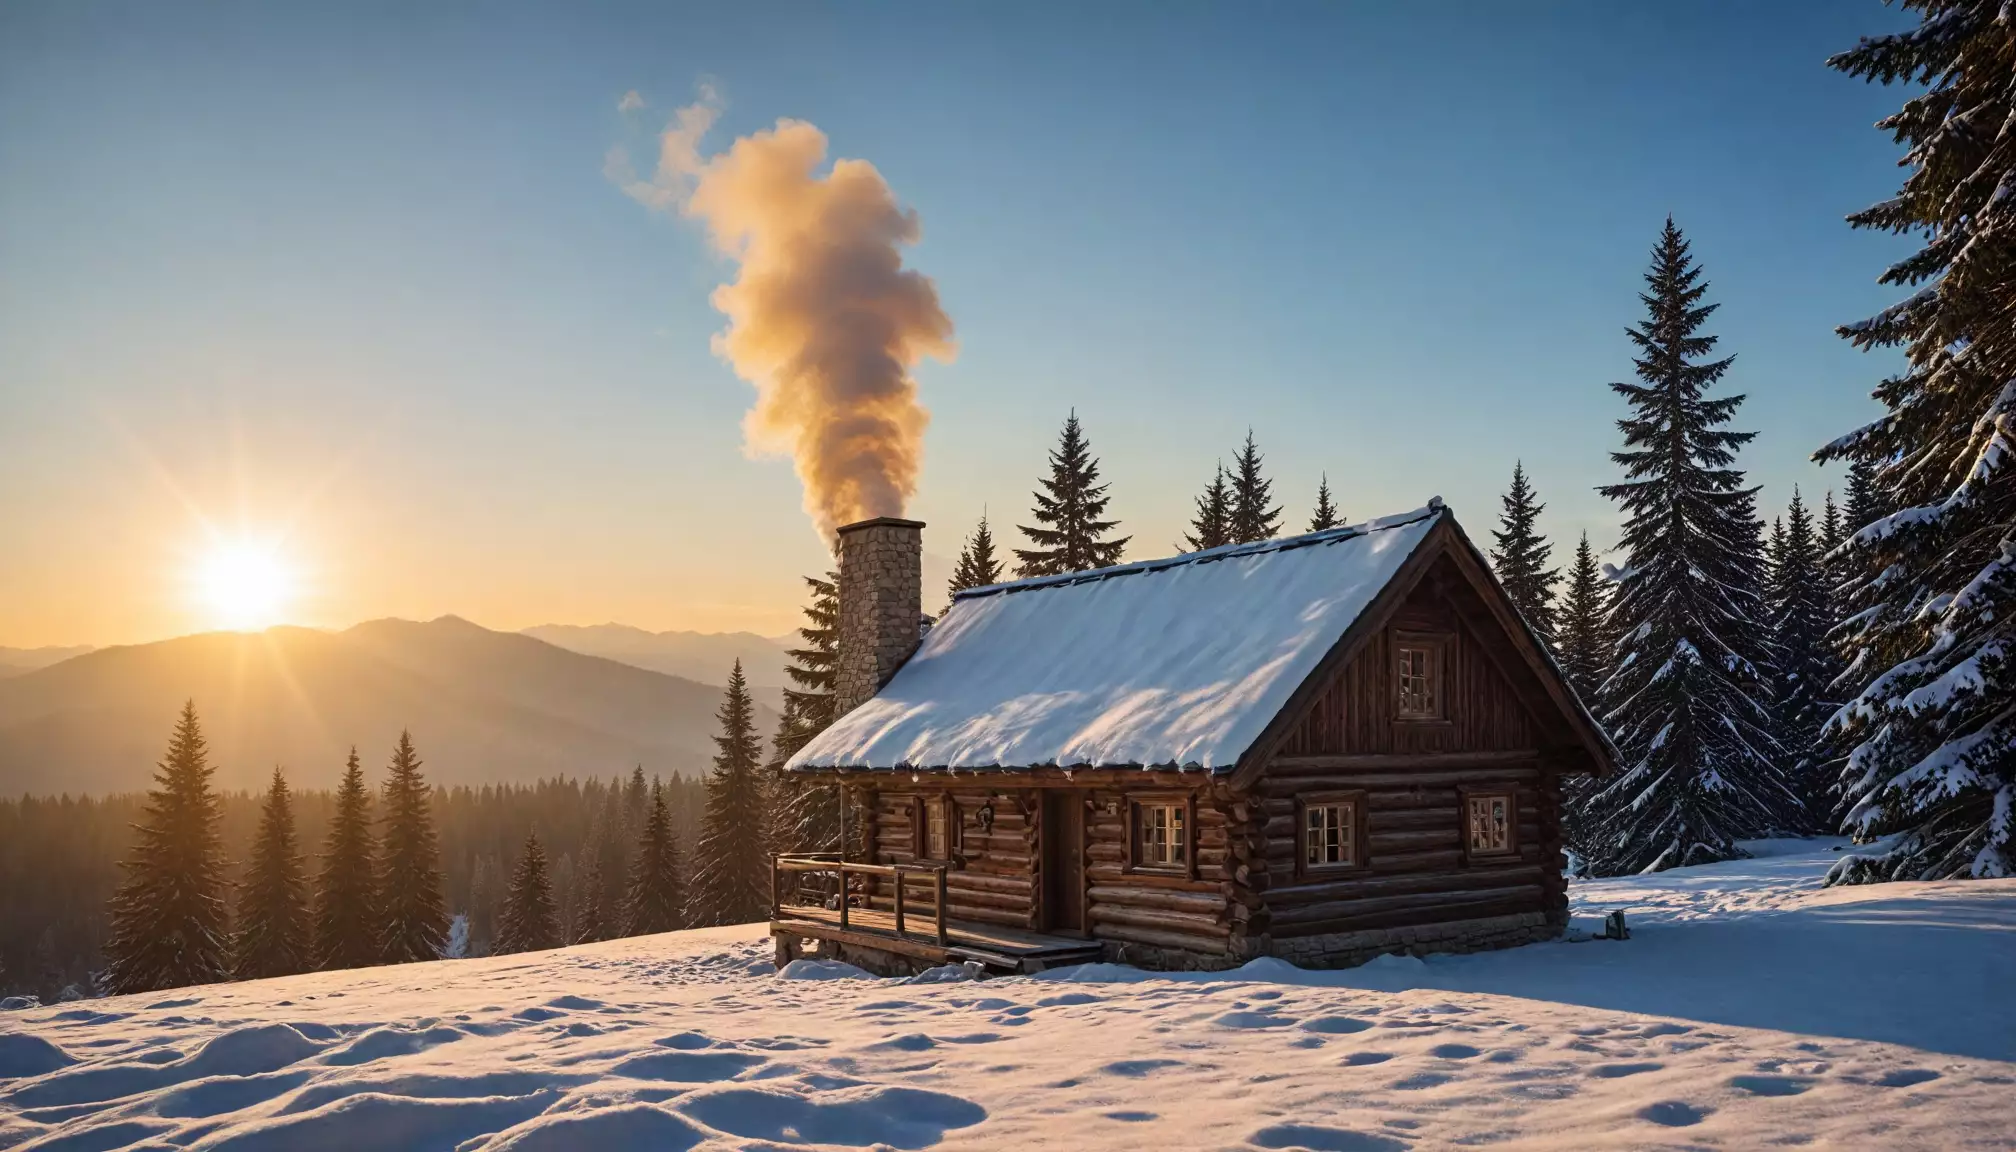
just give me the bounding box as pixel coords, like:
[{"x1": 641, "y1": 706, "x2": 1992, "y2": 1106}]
[{"x1": 771, "y1": 853, "x2": 952, "y2": 946}]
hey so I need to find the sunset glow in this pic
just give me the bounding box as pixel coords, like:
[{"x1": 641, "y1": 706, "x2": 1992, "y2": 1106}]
[{"x1": 196, "y1": 540, "x2": 297, "y2": 631}]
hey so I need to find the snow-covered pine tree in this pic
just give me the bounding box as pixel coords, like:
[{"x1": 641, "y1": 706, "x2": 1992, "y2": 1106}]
[
  {"x1": 101, "y1": 702, "x2": 233, "y2": 995},
  {"x1": 313, "y1": 748, "x2": 378, "y2": 970},
  {"x1": 1814, "y1": 3, "x2": 2016, "y2": 883},
  {"x1": 1015, "y1": 411, "x2": 1128, "y2": 576},
  {"x1": 1556, "y1": 532, "x2": 1615, "y2": 702},
  {"x1": 1228, "y1": 430, "x2": 1283, "y2": 545},
  {"x1": 1574, "y1": 218, "x2": 1797, "y2": 875},
  {"x1": 1182, "y1": 465, "x2": 1232, "y2": 551},
  {"x1": 232, "y1": 768, "x2": 311, "y2": 980},
  {"x1": 948, "y1": 514, "x2": 1005, "y2": 595},
  {"x1": 768, "y1": 573, "x2": 842, "y2": 856},
  {"x1": 686, "y1": 661, "x2": 771, "y2": 927},
  {"x1": 1310, "y1": 474, "x2": 1341, "y2": 532},
  {"x1": 1766, "y1": 489, "x2": 1839, "y2": 826},
  {"x1": 495, "y1": 830, "x2": 559, "y2": 954},
  {"x1": 375, "y1": 731, "x2": 448, "y2": 962},
  {"x1": 1489, "y1": 462, "x2": 1561, "y2": 650},
  {"x1": 624, "y1": 787, "x2": 686, "y2": 935}
]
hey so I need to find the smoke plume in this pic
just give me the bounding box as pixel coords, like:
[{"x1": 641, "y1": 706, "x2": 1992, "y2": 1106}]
[{"x1": 612, "y1": 94, "x2": 955, "y2": 539}]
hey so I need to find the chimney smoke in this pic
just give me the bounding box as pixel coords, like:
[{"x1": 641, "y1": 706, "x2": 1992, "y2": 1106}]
[
  {"x1": 613, "y1": 97, "x2": 955, "y2": 539},
  {"x1": 833, "y1": 516, "x2": 924, "y2": 718}
]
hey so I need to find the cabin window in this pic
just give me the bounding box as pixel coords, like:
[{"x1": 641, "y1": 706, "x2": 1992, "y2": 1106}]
[
  {"x1": 1297, "y1": 791, "x2": 1365, "y2": 876},
  {"x1": 1463, "y1": 790, "x2": 1516, "y2": 858},
  {"x1": 1394, "y1": 632, "x2": 1448, "y2": 721},
  {"x1": 1129, "y1": 798, "x2": 1190, "y2": 872},
  {"x1": 910, "y1": 795, "x2": 956, "y2": 861}
]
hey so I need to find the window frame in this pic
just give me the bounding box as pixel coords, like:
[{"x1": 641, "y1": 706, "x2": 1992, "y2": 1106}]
[
  {"x1": 908, "y1": 793, "x2": 959, "y2": 862},
  {"x1": 1294, "y1": 789, "x2": 1369, "y2": 879},
  {"x1": 1459, "y1": 787, "x2": 1518, "y2": 862},
  {"x1": 1123, "y1": 791, "x2": 1197, "y2": 878},
  {"x1": 1392, "y1": 630, "x2": 1452, "y2": 723}
]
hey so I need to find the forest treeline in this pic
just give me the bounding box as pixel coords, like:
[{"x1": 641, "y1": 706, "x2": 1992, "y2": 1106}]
[
  {"x1": 0, "y1": 761, "x2": 706, "y2": 1000},
  {"x1": 5, "y1": 0, "x2": 2010, "y2": 1000}
]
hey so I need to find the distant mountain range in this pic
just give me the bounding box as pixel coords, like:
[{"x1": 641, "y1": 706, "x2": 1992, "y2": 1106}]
[
  {"x1": 0, "y1": 646, "x2": 94, "y2": 679},
  {"x1": 520, "y1": 623, "x2": 794, "y2": 694},
  {"x1": 0, "y1": 617, "x2": 777, "y2": 797}
]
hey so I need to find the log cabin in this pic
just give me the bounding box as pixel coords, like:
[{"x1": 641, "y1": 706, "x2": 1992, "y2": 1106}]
[{"x1": 771, "y1": 501, "x2": 1614, "y2": 976}]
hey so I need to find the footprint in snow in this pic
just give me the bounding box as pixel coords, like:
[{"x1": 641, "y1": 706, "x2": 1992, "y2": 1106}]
[
  {"x1": 1250, "y1": 1122, "x2": 1412, "y2": 1151},
  {"x1": 1729, "y1": 1074, "x2": 1814, "y2": 1097},
  {"x1": 1874, "y1": 1068, "x2": 1941, "y2": 1088},
  {"x1": 1213, "y1": 1011, "x2": 1294, "y2": 1029},
  {"x1": 1639, "y1": 1100, "x2": 1711, "y2": 1127},
  {"x1": 1427, "y1": 1044, "x2": 1481, "y2": 1059},
  {"x1": 1300, "y1": 1016, "x2": 1374, "y2": 1035},
  {"x1": 674, "y1": 1084, "x2": 986, "y2": 1147},
  {"x1": 608, "y1": 1050, "x2": 766, "y2": 1082},
  {"x1": 1342, "y1": 1052, "x2": 1395, "y2": 1066},
  {"x1": 1101, "y1": 1058, "x2": 1187, "y2": 1077},
  {"x1": 1591, "y1": 1062, "x2": 1665, "y2": 1079},
  {"x1": 1390, "y1": 1072, "x2": 1453, "y2": 1090}
]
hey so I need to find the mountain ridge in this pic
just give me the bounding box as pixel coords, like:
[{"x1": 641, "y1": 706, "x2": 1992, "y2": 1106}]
[{"x1": 0, "y1": 617, "x2": 773, "y2": 796}]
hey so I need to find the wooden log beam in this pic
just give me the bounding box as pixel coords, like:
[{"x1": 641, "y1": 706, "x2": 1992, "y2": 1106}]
[{"x1": 1271, "y1": 885, "x2": 1545, "y2": 929}]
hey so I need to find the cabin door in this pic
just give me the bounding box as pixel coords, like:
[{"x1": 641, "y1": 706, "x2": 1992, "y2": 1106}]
[{"x1": 1042, "y1": 791, "x2": 1085, "y2": 933}]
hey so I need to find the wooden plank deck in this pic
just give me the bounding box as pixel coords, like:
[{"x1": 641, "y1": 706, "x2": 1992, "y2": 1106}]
[{"x1": 771, "y1": 903, "x2": 1104, "y2": 973}]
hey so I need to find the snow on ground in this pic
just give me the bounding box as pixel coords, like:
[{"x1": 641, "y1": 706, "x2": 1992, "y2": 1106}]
[{"x1": 2, "y1": 840, "x2": 2012, "y2": 1151}]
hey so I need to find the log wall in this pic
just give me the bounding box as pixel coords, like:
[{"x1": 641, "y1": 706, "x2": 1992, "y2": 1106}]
[{"x1": 1278, "y1": 584, "x2": 1541, "y2": 757}]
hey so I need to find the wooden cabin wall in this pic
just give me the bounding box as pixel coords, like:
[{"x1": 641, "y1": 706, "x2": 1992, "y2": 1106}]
[
  {"x1": 1081, "y1": 787, "x2": 1233, "y2": 959},
  {"x1": 1256, "y1": 572, "x2": 1572, "y2": 946},
  {"x1": 855, "y1": 774, "x2": 1238, "y2": 963},
  {"x1": 1277, "y1": 584, "x2": 1541, "y2": 757},
  {"x1": 863, "y1": 785, "x2": 1038, "y2": 930},
  {"x1": 1253, "y1": 759, "x2": 1562, "y2": 940}
]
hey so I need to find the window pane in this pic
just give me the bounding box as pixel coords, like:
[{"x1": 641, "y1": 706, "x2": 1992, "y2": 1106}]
[{"x1": 1468, "y1": 795, "x2": 1510, "y2": 852}]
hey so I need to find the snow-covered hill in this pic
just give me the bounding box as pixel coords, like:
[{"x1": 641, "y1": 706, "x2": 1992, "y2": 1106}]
[{"x1": 2, "y1": 841, "x2": 2012, "y2": 1150}]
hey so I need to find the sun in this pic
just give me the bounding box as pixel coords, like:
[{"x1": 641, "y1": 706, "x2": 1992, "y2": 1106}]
[{"x1": 198, "y1": 540, "x2": 297, "y2": 631}]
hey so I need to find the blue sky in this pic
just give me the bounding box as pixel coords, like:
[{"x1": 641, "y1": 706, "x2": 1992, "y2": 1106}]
[{"x1": 0, "y1": 1, "x2": 1915, "y2": 646}]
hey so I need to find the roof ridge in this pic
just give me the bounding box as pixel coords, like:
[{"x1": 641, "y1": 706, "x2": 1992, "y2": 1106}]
[{"x1": 953, "y1": 500, "x2": 1447, "y2": 602}]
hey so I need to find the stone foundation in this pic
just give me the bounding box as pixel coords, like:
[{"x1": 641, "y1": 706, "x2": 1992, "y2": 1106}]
[{"x1": 1266, "y1": 911, "x2": 1557, "y2": 970}]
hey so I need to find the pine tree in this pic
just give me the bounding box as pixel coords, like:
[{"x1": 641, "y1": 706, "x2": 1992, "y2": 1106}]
[
  {"x1": 571, "y1": 847, "x2": 610, "y2": 945},
  {"x1": 313, "y1": 749, "x2": 378, "y2": 970},
  {"x1": 624, "y1": 788, "x2": 686, "y2": 935},
  {"x1": 769, "y1": 573, "x2": 843, "y2": 856},
  {"x1": 1310, "y1": 474, "x2": 1341, "y2": 532},
  {"x1": 232, "y1": 768, "x2": 310, "y2": 980},
  {"x1": 495, "y1": 831, "x2": 560, "y2": 954},
  {"x1": 1227, "y1": 430, "x2": 1283, "y2": 544},
  {"x1": 623, "y1": 766, "x2": 649, "y2": 836},
  {"x1": 948, "y1": 513, "x2": 1005, "y2": 596},
  {"x1": 375, "y1": 731, "x2": 448, "y2": 962},
  {"x1": 687, "y1": 662, "x2": 772, "y2": 927},
  {"x1": 101, "y1": 702, "x2": 233, "y2": 995},
  {"x1": 1489, "y1": 462, "x2": 1561, "y2": 649},
  {"x1": 1556, "y1": 533, "x2": 1615, "y2": 702},
  {"x1": 1573, "y1": 219, "x2": 1797, "y2": 875},
  {"x1": 1841, "y1": 457, "x2": 1884, "y2": 541},
  {"x1": 1815, "y1": 5, "x2": 2016, "y2": 882},
  {"x1": 1766, "y1": 489, "x2": 1838, "y2": 827},
  {"x1": 1015, "y1": 411, "x2": 1129, "y2": 576},
  {"x1": 1182, "y1": 465, "x2": 1232, "y2": 551}
]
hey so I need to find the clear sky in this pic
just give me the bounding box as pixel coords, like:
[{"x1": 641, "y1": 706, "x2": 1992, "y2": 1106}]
[{"x1": 0, "y1": 1, "x2": 1915, "y2": 648}]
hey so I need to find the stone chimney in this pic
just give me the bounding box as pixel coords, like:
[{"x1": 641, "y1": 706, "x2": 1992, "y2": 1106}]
[{"x1": 833, "y1": 516, "x2": 925, "y2": 718}]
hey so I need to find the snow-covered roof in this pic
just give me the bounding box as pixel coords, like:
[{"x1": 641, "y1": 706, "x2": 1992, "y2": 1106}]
[{"x1": 787, "y1": 504, "x2": 1448, "y2": 774}]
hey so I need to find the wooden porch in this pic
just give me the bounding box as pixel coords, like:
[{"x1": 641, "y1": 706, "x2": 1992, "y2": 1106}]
[{"x1": 769, "y1": 854, "x2": 1104, "y2": 975}]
